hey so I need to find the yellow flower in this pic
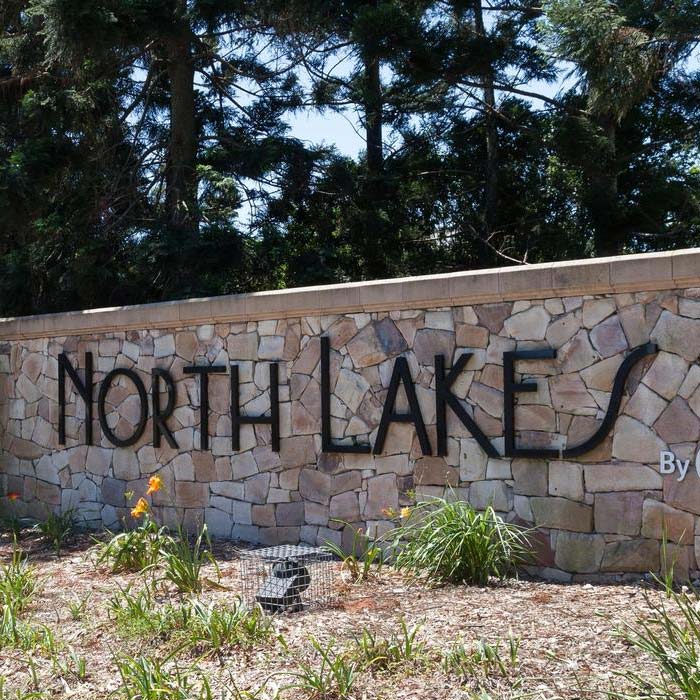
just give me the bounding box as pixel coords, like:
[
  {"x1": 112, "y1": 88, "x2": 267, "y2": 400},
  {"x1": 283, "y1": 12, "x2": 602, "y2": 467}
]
[
  {"x1": 131, "y1": 498, "x2": 149, "y2": 518},
  {"x1": 381, "y1": 507, "x2": 396, "y2": 518},
  {"x1": 146, "y1": 475, "x2": 163, "y2": 495},
  {"x1": 400, "y1": 507, "x2": 411, "y2": 520}
]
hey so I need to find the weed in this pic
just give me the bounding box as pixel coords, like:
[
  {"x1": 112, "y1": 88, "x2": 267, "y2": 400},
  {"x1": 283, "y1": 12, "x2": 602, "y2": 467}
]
[
  {"x1": 389, "y1": 498, "x2": 531, "y2": 585},
  {"x1": 53, "y1": 648, "x2": 87, "y2": 681},
  {"x1": 0, "y1": 548, "x2": 37, "y2": 613},
  {"x1": 96, "y1": 519, "x2": 171, "y2": 573},
  {"x1": 108, "y1": 585, "x2": 162, "y2": 639},
  {"x1": 617, "y1": 585, "x2": 700, "y2": 700},
  {"x1": 351, "y1": 619, "x2": 426, "y2": 672},
  {"x1": 443, "y1": 633, "x2": 520, "y2": 681},
  {"x1": 34, "y1": 510, "x2": 76, "y2": 556},
  {"x1": 285, "y1": 636, "x2": 357, "y2": 699},
  {"x1": 0, "y1": 675, "x2": 47, "y2": 699},
  {"x1": 115, "y1": 654, "x2": 211, "y2": 700},
  {"x1": 66, "y1": 593, "x2": 90, "y2": 621},
  {"x1": 160, "y1": 526, "x2": 218, "y2": 594},
  {"x1": 324, "y1": 523, "x2": 383, "y2": 583}
]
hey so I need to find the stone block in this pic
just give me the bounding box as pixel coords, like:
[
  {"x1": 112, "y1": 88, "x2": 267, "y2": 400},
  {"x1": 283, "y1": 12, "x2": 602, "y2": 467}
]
[
  {"x1": 280, "y1": 435, "x2": 316, "y2": 468},
  {"x1": 460, "y1": 438, "x2": 488, "y2": 481},
  {"x1": 664, "y1": 474, "x2": 700, "y2": 516},
  {"x1": 205, "y1": 508, "x2": 232, "y2": 538},
  {"x1": 329, "y1": 492, "x2": 360, "y2": 522},
  {"x1": 331, "y1": 471, "x2": 361, "y2": 495},
  {"x1": 299, "y1": 469, "x2": 332, "y2": 504},
  {"x1": 503, "y1": 306, "x2": 550, "y2": 341},
  {"x1": 642, "y1": 499, "x2": 694, "y2": 543},
  {"x1": 365, "y1": 473, "x2": 398, "y2": 519},
  {"x1": 584, "y1": 463, "x2": 662, "y2": 492},
  {"x1": 175, "y1": 481, "x2": 208, "y2": 508},
  {"x1": 530, "y1": 497, "x2": 593, "y2": 532},
  {"x1": 413, "y1": 329, "x2": 455, "y2": 365},
  {"x1": 276, "y1": 501, "x2": 305, "y2": 527},
  {"x1": 100, "y1": 477, "x2": 126, "y2": 507},
  {"x1": 244, "y1": 473, "x2": 270, "y2": 504},
  {"x1": 549, "y1": 461, "x2": 583, "y2": 501},
  {"x1": 512, "y1": 460, "x2": 548, "y2": 496},
  {"x1": 651, "y1": 311, "x2": 700, "y2": 362},
  {"x1": 601, "y1": 539, "x2": 660, "y2": 572},
  {"x1": 590, "y1": 316, "x2": 628, "y2": 358},
  {"x1": 414, "y1": 457, "x2": 459, "y2": 486},
  {"x1": 594, "y1": 491, "x2": 643, "y2": 535},
  {"x1": 347, "y1": 319, "x2": 407, "y2": 368},
  {"x1": 555, "y1": 533, "x2": 605, "y2": 573},
  {"x1": 470, "y1": 480, "x2": 512, "y2": 511},
  {"x1": 654, "y1": 397, "x2": 700, "y2": 444},
  {"x1": 612, "y1": 416, "x2": 667, "y2": 462}
]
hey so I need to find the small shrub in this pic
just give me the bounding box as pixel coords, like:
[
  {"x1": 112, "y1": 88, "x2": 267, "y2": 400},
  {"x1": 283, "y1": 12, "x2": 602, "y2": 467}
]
[
  {"x1": 0, "y1": 548, "x2": 37, "y2": 613},
  {"x1": 388, "y1": 498, "x2": 531, "y2": 585},
  {"x1": 285, "y1": 637, "x2": 357, "y2": 700},
  {"x1": 160, "y1": 526, "x2": 218, "y2": 594},
  {"x1": 96, "y1": 519, "x2": 171, "y2": 573},
  {"x1": 35, "y1": 510, "x2": 76, "y2": 555},
  {"x1": 618, "y1": 585, "x2": 700, "y2": 700},
  {"x1": 350, "y1": 619, "x2": 426, "y2": 672},
  {"x1": 324, "y1": 523, "x2": 383, "y2": 583},
  {"x1": 115, "y1": 655, "x2": 211, "y2": 700}
]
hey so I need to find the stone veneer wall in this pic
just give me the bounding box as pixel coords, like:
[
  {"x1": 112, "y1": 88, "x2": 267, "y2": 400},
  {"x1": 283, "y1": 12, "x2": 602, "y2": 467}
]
[{"x1": 3, "y1": 249, "x2": 700, "y2": 581}]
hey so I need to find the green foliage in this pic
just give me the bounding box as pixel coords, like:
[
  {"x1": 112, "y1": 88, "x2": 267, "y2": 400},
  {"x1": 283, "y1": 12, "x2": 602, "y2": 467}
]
[
  {"x1": 34, "y1": 510, "x2": 76, "y2": 556},
  {"x1": 443, "y1": 634, "x2": 520, "y2": 681},
  {"x1": 285, "y1": 637, "x2": 357, "y2": 700},
  {"x1": 618, "y1": 586, "x2": 700, "y2": 700},
  {"x1": 160, "y1": 526, "x2": 218, "y2": 594},
  {"x1": 115, "y1": 655, "x2": 212, "y2": 700},
  {"x1": 350, "y1": 620, "x2": 426, "y2": 672},
  {"x1": 0, "y1": 548, "x2": 37, "y2": 613},
  {"x1": 323, "y1": 524, "x2": 383, "y2": 582},
  {"x1": 96, "y1": 519, "x2": 171, "y2": 573},
  {"x1": 389, "y1": 498, "x2": 532, "y2": 585}
]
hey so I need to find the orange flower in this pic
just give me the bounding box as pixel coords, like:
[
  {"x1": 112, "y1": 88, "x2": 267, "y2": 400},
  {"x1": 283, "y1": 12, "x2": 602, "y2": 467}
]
[
  {"x1": 131, "y1": 497, "x2": 149, "y2": 518},
  {"x1": 7, "y1": 492, "x2": 20, "y2": 501},
  {"x1": 381, "y1": 506, "x2": 397, "y2": 518},
  {"x1": 146, "y1": 475, "x2": 163, "y2": 495}
]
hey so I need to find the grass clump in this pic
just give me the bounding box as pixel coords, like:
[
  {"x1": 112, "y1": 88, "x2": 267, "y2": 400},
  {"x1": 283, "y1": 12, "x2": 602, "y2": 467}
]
[
  {"x1": 323, "y1": 523, "x2": 383, "y2": 583},
  {"x1": 350, "y1": 619, "x2": 426, "y2": 672},
  {"x1": 96, "y1": 518, "x2": 172, "y2": 573},
  {"x1": 443, "y1": 634, "x2": 520, "y2": 682},
  {"x1": 618, "y1": 584, "x2": 700, "y2": 700},
  {"x1": 34, "y1": 509, "x2": 76, "y2": 556},
  {"x1": 115, "y1": 654, "x2": 212, "y2": 700},
  {"x1": 388, "y1": 498, "x2": 531, "y2": 585},
  {"x1": 0, "y1": 548, "x2": 37, "y2": 613},
  {"x1": 160, "y1": 526, "x2": 218, "y2": 594}
]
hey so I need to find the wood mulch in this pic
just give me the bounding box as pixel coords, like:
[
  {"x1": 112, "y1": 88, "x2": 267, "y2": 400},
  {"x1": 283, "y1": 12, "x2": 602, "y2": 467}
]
[{"x1": 0, "y1": 532, "x2": 663, "y2": 699}]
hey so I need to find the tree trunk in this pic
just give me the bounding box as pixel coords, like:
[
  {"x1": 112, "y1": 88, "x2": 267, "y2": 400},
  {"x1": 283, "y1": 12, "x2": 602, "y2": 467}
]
[
  {"x1": 364, "y1": 53, "x2": 383, "y2": 178},
  {"x1": 473, "y1": 0, "x2": 498, "y2": 235},
  {"x1": 589, "y1": 117, "x2": 622, "y2": 256},
  {"x1": 164, "y1": 3, "x2": 197, "y2": 233}
]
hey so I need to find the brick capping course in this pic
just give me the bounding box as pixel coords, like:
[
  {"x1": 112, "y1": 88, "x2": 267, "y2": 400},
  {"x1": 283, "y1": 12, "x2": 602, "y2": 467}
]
[{"x1": 2, "y1": 248, "x2": 699, "y2": 340}]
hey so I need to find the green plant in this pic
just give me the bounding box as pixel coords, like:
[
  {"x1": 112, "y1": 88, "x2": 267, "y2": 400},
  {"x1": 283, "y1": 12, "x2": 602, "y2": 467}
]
[
  {"x1": 0, "y1": 674, "x2": 47, "y2": 700},
  {"x1": 160, "y1": 526, "x2": 218, "y2": 594},
  {"x1": 67, "y1": 594, "x2": 90, "y2": 621},
  {"x1": 115, "y1": 654, "x2": 212, "y2": 700},
  {"x1": 0, "y1": 547, "x2": 37, "y2": 613},
  {"x1": 618, "y1": 585, "x2": 700, "y2": 700},
  {"x1": 323, "y1": 523, "x2": 383, "y2": 583},
  {"x1": 96, "y1": 518, "x2": 171, "y2": 573},
  {"x1": 285, "y1": 637, "x2": 357, "y2": 699},
  {"x1": 351, "y1": 619, "x2": 426, "y2": 672},
  {"x1": 35, "y1": 510, "x2": 76, "y2": 556},
  {"x1": 53, "y1": 648, "x2": 87, "y2": 681},
  {"x1": 108, "y1": 585, "x2": 164, "y2": 640},
  {"x1": 0, "y1": 606, "x2": 60, "y2": 654},
  {"x1": 443, "y1": 634, "x2": 520, "y2": 681},
  {"x1": 389, "y1": 498, "x2": 531, "y2": 585}
]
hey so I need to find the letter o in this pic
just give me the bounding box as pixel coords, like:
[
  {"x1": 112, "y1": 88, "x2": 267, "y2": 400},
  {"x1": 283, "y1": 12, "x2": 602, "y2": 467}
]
[{"x1": 98, "y1": 368, "x2": 148, "y2": 447}]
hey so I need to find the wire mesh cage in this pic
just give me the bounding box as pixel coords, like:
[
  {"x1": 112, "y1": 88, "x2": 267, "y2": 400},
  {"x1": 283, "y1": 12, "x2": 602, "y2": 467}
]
[{"x1": 238, "y1": 544, "x2": 335, "y2": 613}]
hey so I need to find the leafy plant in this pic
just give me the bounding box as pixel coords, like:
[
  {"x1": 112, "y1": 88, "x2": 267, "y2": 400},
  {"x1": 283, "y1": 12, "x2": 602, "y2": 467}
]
[
  {"x1": 285, "y1": 637, "x2": 357, "y2": 699},
  {"x1": 160, "y1": 526, "x2": 218, "y2": 594},
  {"x1": 350, "y1": 619, "x2": 426, "y2": 672},
  {"x1": 115, "y1": 654, "x2": 212, "y2": 700},
  {"x1": 323, "y1": 523, "x2": 383, "y2": 582},
  {"x1": 443, "y1": 633, "x2": 520, "y2": 681},
  {"x1": 618, "y1": 585, "x2": 700, "y2": 700},
  {"x1": 0, "y1": 605, "x2": 60, "y2": 653},
  {"x1": 96, "y1": 518, "x2": 171, "y2": 573},
  {"x1": 35, "y1": 510, "x2": 76, "y2": 555},
  {"x1": 0, "y1": 548, "x2": 37, "y2": 613},
  {"x1": 388, "y1": 498, "x2": 531, "y2": 585},
  {"x1": 67, "y1": 594, "x2": 90, "y2": 621}
]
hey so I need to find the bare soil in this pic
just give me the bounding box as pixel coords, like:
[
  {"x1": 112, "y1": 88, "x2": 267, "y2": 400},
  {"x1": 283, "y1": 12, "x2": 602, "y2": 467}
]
[{"x1": 0, "y1": 531, "x2": 661, "y2": 699}]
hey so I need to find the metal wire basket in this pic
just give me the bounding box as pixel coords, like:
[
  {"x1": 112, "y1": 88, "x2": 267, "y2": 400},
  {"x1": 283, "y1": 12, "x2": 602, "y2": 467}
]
[{"x1": 238, "y1": 544, "x2": 336, "y2": 613}]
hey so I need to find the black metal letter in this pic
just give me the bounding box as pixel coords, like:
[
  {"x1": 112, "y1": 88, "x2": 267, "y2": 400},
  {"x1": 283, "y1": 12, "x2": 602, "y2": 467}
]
[
  {"x1": 231, "y1": 364, "x2": 280, "y2": 452},
  {"x1": 503, "y1": 349, "x2": 557, "y2": 458},
  {"x1": 152, "y1": 368, "x2": 178, "y2": 449},
  {"x1": 373, "y1": 356, "x2": 432, "y2": 456},
  {"x1": 183, "y1": 365, "x2": 227, "y2": 450},
  {"x1": 321, "y1": 336, "x2": 371, "y2": 454},
  {"x1": 97, "y1": 368, "x2": 148, "y2": 447},
  {"x1": 58, "y1": 352, "x2": 93, "y2": 445},
  {"x1": 435, "y1": 353, "x2": 499, "y2": 458}
]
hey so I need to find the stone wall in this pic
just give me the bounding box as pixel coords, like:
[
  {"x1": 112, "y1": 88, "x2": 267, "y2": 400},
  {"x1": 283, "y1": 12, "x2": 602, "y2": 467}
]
[{"x1": 3, "y1": 249, "x2": 700, "y2": 580}]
